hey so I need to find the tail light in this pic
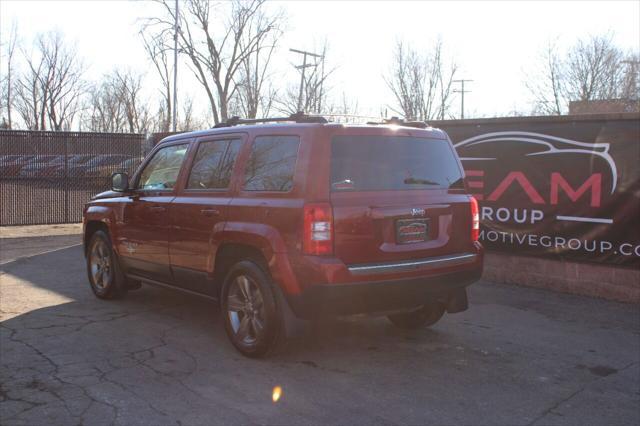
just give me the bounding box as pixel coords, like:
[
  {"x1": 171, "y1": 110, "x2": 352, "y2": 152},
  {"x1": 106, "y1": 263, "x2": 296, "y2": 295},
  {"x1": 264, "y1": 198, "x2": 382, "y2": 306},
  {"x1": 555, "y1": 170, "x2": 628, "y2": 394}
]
[
  {"x1": 303, "y1": 203, "x2": 333, "y2": 255},
  {"x1": 470, "y1": 196, "x2": 480, "y2": 242}
]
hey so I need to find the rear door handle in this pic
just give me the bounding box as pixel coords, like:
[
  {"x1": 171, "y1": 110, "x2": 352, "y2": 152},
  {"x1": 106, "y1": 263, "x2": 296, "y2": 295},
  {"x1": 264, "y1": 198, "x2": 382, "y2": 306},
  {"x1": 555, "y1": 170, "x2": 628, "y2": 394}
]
[{"x1": 200, "y1": 208, "x2": 220, "y2": 217}]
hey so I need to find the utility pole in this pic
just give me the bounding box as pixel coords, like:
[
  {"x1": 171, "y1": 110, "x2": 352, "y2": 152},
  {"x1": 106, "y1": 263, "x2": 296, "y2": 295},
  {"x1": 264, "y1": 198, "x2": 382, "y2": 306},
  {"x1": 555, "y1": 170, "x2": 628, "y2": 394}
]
[
  {"x1": 453, "y1": 79, "x2": 473, "y2": 119},
  {"x1": 290, "y1": 48, "x2": 323, "y2": 112},
  {"x1": 172, "y1": 0, "x2": 179, "y2": 132},
  {"x1": 317, "y1": 51, "x2": 326, "y2": 114}
]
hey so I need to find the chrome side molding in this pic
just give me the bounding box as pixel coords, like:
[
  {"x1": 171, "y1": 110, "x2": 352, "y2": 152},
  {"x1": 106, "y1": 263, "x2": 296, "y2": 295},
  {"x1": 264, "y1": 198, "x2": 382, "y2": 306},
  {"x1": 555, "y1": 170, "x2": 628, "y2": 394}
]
[{"x1": 348, "y1": 253, "x2": 477, "y2": 276}]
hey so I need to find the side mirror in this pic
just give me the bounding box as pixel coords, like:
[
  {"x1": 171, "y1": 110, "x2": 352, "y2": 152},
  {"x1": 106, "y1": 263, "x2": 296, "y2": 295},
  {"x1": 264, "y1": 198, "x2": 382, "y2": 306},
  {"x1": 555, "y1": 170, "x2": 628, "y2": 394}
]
[{"x1": 111, "y1": 172, "x2": 130, "y2": 192}]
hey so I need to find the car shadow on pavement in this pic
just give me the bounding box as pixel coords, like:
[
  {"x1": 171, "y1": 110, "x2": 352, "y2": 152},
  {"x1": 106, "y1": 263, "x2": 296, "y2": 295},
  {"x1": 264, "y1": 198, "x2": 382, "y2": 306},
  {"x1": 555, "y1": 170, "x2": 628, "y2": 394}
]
[
  {"x1": 0, "y1": 244, "x2": 443, "y2": 359},
  {"x1": 2, "y1": 244, "x2": 639, "y2": 426},
  {"x1": 0, "y1": 244, "x2": 461, "y2": 425},
  {"x1": 0, "y1": 244, "x2": 449, "y2": 379}
]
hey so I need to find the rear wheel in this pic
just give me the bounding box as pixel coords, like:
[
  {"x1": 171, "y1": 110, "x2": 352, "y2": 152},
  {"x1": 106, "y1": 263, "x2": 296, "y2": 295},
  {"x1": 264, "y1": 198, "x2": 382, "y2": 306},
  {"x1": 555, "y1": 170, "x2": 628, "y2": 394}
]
[
  {"x1": 387, "y1": 301, "x2": 445, "y2": 329},
  {"x1": 221, "y1": 260, "x2": 283, "y2": 358},
  {"x1": 86, "y1": 230, "x2": 127, "y2": 299}
]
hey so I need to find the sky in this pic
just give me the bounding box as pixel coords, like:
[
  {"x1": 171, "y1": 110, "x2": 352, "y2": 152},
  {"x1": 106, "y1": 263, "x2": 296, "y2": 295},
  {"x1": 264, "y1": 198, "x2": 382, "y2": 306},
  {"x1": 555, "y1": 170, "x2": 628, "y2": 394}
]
[{"x1": 1, "y1": 0, "x2": 639, "y2": 123}]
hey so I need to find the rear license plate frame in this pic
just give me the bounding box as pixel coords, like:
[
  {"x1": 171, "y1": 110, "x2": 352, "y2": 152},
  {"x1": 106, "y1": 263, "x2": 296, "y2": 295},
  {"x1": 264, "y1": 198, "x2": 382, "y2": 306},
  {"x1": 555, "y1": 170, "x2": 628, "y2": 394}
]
[{"x1": 395, "y1": 218, "x2": 430, "y2": 244}]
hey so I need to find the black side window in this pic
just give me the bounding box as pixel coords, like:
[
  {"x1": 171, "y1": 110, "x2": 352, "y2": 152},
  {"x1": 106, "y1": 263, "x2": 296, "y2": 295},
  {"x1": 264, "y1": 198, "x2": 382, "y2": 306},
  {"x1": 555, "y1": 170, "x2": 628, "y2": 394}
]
[
  {"x1": 187, "y1": 139, "x2": 242, "y2": 189},
  {"x1": 243, "y1": 136, "x2": 300, "y2": 192},
  {"x1": 137, "y1": 144, "x2": 188, "y2": 190}
]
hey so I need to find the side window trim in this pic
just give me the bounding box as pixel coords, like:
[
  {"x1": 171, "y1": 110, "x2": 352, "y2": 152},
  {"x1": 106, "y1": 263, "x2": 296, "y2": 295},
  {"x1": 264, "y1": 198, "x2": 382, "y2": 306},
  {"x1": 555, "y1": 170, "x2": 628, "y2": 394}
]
[
  {"x1": 183, "y1": 135, "x2": 245, "y2": 193},
  {"x1": 242, "y1": 134, "x2": 301, "y2": 193},
  {"x1": 134, "y1": 142, "x2": 190, "y2": 192},
  {"x1": 132, "y1": 140, "x2": 189, "y2": 190}
]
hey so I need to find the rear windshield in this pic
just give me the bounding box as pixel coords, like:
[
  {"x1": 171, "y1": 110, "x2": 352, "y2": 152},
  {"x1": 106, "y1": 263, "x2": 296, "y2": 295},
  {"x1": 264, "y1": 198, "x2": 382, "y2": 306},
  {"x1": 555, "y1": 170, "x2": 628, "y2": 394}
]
[{"x1": 331, "y1": 136, "x2": 463, "y2": 191}]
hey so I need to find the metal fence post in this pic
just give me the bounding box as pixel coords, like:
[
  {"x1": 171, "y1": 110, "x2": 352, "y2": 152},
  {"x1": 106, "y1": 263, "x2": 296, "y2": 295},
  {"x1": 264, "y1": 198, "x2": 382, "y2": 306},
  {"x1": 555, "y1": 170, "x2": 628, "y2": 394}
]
[{"x1": 64, "y1": 135, "x2": 69, "y2": 223}]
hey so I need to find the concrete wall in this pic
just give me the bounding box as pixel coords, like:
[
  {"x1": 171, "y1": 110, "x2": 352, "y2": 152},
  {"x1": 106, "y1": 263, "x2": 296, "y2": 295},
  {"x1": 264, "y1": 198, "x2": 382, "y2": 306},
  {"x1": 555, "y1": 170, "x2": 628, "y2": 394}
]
[{"x1": 483, "y1": 253, "x2": 640, "y2": 303}]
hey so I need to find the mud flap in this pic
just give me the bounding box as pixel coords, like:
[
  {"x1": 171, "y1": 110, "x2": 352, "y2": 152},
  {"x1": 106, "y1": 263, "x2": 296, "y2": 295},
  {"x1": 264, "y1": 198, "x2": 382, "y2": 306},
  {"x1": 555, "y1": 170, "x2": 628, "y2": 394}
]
[
  {"x1": 445, "y1": 287, "x2": 469, "y2": 313},
  {"x1": 272, "y1": 284, "x2": 306, "y2": 338}
]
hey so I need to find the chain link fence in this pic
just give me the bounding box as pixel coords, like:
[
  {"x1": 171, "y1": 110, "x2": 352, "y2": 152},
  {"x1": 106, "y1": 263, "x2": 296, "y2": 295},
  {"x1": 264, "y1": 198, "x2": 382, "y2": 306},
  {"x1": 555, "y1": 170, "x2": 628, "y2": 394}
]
[{"x1": 0, "y1": 131, "x2": 147, "y2": 225}]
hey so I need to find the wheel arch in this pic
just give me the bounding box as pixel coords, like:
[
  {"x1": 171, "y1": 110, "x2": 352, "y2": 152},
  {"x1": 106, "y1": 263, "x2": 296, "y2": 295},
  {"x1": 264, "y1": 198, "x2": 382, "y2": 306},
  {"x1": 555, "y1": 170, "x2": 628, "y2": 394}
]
[
  {"x1": 213, "y1": 243, "x2": 268, "y2": 298},
  {"x1": 84, "y1": 220, "x2": 110, "y2": 254},
  {"x1": 212, "y1": 223, "x2": 300, "y2": 297},
  {"x1": 83, "y1": 205, "x2": 117, "y2": 255}
]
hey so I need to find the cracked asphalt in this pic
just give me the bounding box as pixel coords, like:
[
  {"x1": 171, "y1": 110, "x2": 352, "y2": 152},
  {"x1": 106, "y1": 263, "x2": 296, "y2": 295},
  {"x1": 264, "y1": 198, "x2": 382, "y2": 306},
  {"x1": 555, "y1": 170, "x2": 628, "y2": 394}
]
[{"x1": 0, "y1": 232, "x2": 639, "y2": 425}]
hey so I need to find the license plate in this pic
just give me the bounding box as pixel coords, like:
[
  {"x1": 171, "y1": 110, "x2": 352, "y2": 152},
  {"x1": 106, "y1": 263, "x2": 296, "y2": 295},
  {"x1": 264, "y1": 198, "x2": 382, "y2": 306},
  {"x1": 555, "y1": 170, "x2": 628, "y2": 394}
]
[{"x1": 396, "y1": 218, "x2": 429, "y2": 244}]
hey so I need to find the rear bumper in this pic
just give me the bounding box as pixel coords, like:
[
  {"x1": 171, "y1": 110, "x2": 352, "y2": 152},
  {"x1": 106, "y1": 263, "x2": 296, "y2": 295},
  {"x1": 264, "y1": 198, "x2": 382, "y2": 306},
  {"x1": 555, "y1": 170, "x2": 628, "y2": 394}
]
[{"x1": 285, "y1": 265, "x2": 482, "y2": 319}]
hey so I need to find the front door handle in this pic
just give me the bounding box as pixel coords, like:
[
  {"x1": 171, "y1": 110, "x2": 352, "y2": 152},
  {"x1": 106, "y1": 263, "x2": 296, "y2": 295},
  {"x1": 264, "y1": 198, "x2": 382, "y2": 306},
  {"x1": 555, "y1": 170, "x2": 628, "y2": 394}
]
[
  {"x1": 149, "y1": 205, "x2": 167, "y2": 213},
  {"x1": 200, "y1": 208, "x2": 221, "y2": 217}
]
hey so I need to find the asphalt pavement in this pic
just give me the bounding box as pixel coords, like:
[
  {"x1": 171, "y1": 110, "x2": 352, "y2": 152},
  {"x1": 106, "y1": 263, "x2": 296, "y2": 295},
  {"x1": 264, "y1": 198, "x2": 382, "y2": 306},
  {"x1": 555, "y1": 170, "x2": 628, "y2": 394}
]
[{"x1": 0, "y1": 231, "x2": 638, "y2": 425}]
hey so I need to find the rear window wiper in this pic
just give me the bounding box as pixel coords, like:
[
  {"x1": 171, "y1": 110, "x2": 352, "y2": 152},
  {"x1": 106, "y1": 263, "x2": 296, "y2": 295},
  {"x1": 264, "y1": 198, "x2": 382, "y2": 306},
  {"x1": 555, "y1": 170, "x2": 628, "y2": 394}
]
[{"x1": 403, "y1": 177, "x2": 439, "y2": 185}]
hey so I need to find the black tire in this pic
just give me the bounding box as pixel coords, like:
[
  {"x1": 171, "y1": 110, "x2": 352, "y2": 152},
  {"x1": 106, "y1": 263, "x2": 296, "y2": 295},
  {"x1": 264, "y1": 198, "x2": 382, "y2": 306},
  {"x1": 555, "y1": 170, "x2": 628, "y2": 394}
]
[
  {"x1": 86, "y1": 230, "x2": 128, "y2": 300},
  {"x1": 221, "y1": 260, "x2": 283, "y2": 358},
  {"x1": 387, "y1": 301, "x2": 445, "y2": 329}
]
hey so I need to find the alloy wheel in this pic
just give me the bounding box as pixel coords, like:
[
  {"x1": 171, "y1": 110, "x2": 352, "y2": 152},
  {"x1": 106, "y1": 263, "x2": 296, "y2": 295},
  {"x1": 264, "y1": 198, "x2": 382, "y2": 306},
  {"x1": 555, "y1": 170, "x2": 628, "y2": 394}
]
[
  {"x1": 89, "y1": 239, "x2": 112, "y2": 289},
  {"x1": 227, "y1": 275, "x2": 266, "y2": 345}
]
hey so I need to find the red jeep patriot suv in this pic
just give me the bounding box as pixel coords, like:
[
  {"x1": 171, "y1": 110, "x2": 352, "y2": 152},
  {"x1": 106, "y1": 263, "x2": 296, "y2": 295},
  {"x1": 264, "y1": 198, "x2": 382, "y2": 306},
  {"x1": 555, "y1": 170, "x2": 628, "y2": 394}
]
[{"x1": 83, "y1": 114, "x2": 483, "y2": 357}]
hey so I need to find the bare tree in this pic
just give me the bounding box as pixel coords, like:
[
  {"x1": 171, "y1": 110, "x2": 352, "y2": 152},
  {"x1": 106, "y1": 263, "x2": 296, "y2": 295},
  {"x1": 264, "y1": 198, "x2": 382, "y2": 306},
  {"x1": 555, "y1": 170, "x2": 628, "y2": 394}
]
[
  {"x1": 525, "y1": 40, "x2": 566, "y2": 115},
  {"x1": 386, "y1": 41, "x2": 424, "y2": 120},
  {"x1": 141, "y1": 32, "x2": 172, "y2": 131},
  {"x1": 1, "y1": 23, "x2": 18, "y2": 129},
  {"x1": 322, "y1": 92, "x2": 361, "y2": 123},
  {"x1": 83, "y1": 69, "x2": 151, "y2": 133},
  {"x1": 84, "y1": 76, "x2": 125, "y2": 132},
  {"x1": 385, "y1": 39, "x2": 458, "y2": 121},
  {"x1": 231, "y1": 7, "x2": 283, "y2": 118},
  {"x1": 527, "y1": 33, "x2": 630, "y2": 114},
  {"x1": 145, "y1": 0, "x2": 284, "y2": 124},
  {"x1": 117, "y1": 70, "x2": 151, "y2": 133},
  {"x1": 14, "y1": 32, "x2": 86, "y2": 130},
  {"x1": 274, "y1": 41, "x2": 335, "y2": 115},
  {"x1": 40, "y1": 32, "x2": 86, "y2": 130},
  {"x1": 273, "y1": 83, "x2": 304, "y2": 115},
  {"x1": 565, "y1": 34, "x2": 625, "y2": 102},
  {"x1": 14, "y1": 46, "x2": 46, "y2": 130},
  {"x1": 177, "y1": 96, "x2": 205, "y2": 131},
  {"x1": 434, "y1": 39, "x2": 459, "y2": 120},
  {"x1": 333, "y1": 92, "x2": 359, "y2": 118},
  {"x1": 621, "y1": 53, "x2": 639, "y2": 100}
]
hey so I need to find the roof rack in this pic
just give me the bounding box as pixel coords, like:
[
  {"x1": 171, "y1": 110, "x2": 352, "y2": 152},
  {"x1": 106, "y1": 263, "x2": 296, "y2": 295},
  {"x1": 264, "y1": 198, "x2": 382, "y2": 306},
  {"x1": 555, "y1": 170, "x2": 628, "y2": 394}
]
[
  {"x1": 213, "y1": 111, "x2": 328, "y2": 128},
  {"x1": 366, "y1": 116, "x2": 430, "y2": 129},
  {"x1": 212, "y1": 112, "x2": 429, "y2": 129}
]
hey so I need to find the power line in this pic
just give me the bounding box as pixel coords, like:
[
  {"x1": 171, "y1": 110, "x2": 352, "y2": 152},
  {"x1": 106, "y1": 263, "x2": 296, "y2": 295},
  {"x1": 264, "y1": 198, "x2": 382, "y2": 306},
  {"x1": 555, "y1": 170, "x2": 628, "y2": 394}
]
[
  {"x1": 289, "y1": 48, "x2": 323, "y2": 112},
  {"x1": 453, "y1": 79, "x2": 473, "y2": 119}
]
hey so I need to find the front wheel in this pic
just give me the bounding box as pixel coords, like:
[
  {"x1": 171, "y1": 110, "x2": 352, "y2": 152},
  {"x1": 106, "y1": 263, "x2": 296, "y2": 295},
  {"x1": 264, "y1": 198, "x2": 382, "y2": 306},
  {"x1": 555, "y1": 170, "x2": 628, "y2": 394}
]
[
  {"x1": 221, "y1": 260, "x2": 283, "y2": 358},
  {"x1": 387, "y1": 301, "x2": 445, "y2": 329},
  {"x1": 86, "y1": 230, "x2": 127, "y2": 299}
]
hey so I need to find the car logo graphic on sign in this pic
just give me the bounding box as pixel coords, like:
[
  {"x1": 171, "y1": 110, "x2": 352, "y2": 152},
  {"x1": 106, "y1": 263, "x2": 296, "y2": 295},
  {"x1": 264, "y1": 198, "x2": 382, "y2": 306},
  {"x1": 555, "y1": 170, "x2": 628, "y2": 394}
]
[
  {"x1": 411, "y1": 208, "x2": 425, "y2": 217},
  {"x1": 454, "y1": 131, "x2": 617, "y2": 193},
  {"x1": 454, "y1": 130, "x2": 618, "y2": 225}
]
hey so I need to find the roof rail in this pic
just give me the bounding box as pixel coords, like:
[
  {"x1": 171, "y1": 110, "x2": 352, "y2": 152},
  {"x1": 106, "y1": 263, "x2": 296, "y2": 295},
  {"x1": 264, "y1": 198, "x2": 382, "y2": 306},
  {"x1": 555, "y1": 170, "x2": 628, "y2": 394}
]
[
  {"x1": 366, "y1": 116, "x2": 430, "y2": 129},
  {"x1": 213, "y1": 111, "x2": 328, "y2": 128}
]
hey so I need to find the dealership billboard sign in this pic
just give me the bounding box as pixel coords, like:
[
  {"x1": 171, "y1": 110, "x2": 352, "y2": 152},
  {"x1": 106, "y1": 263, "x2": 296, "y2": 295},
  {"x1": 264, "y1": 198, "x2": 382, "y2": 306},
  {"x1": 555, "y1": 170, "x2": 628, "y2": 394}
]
[{"x1": 436, "y1": 114, "x2": 639, "y2": 268}]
